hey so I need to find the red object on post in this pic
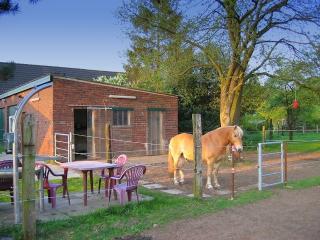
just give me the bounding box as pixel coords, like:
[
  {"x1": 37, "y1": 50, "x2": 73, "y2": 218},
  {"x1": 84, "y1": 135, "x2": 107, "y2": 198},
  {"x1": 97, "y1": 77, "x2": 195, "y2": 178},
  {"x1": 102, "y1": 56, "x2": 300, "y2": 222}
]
[{"x1": 293, "y1": 99, "x2": 299, "y2": 109}]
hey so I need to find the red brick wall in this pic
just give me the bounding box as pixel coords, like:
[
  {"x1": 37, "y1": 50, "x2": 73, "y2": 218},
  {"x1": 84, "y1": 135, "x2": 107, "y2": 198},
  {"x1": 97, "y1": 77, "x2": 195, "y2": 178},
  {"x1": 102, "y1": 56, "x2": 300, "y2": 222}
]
[
  {"x1": 0, "y1": 77, "x2": 178, "y2": 158},
  {"x1": 0, "y1": 87, "x2": 54, "y2": 155},
  {"x1": 52, "y1": 77, "x2": 178, "y2": 157}
]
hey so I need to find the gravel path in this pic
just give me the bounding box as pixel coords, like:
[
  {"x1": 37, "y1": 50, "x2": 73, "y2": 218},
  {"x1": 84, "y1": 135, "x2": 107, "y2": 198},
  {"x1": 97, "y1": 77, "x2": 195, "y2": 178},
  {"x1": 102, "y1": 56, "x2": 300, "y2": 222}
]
[{"x1": 145, "y1": 187, "x2": 320, "y2": 240}]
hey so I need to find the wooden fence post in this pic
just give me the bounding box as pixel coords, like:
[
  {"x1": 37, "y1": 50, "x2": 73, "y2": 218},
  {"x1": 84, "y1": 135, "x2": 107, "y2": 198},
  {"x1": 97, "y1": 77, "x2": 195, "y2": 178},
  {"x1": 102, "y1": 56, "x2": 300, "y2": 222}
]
[
  {"x1": 262, "y1": 126, "x2": 266, "y2": 143},
  {"x1": 105, "y1": 123, "x2": 111, "y2": 163},
  {"x1": 22, "y1": 114, "x2": 36, "y2": 240},
  {"x1": 192, "y1": 114, "x2": 202, "y2": 199}
]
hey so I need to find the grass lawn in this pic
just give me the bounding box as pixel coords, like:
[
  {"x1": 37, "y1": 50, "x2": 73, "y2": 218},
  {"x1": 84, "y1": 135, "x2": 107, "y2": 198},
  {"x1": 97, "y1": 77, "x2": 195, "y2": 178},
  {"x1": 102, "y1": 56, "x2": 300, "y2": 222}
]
[
  {"x1": 0, "y1": 143, "x2": 4, "y2": 153},
  {"x1": 1, "y1": 175, "x2": 320, "y2": 240}
]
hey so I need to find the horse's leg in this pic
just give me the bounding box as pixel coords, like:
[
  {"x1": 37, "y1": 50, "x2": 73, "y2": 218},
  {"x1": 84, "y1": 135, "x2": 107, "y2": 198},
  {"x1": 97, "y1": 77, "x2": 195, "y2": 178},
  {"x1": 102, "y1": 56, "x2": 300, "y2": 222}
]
[
  {"x1": 177, "y1": 156, "x2": 185, "y2": 184},
  {"x1": 206, "y1": 161, "x2": 214, "y2": 189},
  {"x1": 173, "y1": 154, "x2": 180, "y2": 185},
  {"x1": 213, "y1": 162, "x2": 222, "y2": 188}
]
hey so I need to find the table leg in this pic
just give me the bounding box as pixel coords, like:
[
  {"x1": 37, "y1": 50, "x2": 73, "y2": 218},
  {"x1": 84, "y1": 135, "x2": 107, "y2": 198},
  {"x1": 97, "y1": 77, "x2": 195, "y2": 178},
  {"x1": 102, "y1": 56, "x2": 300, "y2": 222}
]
[
  {"x1": 63, "y1": 168, "x2": 68, "y2": 198},
  {"x1": 83, "y1": 170, "x2": 88, "y2": 206},
  {"x1": 90, "y1": 170, "x2": 94, "y2": 194},
  {"x1": 106, "y1": 168, "x2": 114, "y2": 199}
]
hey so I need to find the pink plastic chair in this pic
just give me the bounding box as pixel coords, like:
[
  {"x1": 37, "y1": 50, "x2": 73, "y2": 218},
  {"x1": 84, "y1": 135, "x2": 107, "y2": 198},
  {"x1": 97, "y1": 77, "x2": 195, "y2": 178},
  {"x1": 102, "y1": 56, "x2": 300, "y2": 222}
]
[
  {"x1": 108, "y1": 165, "x2": 146, "y2": 205},
  {"x1": 98, "y1": 154, "x2": 128, "y2": 196},
  {"x1": 35, "y1": 162, "x2": 70, "y2": 208}
]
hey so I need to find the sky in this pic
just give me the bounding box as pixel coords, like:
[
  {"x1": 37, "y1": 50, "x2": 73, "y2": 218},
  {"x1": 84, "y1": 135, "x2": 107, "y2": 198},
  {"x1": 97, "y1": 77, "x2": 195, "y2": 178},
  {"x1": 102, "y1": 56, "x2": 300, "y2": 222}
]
[{"x1": 0, "y1": 0, "x2": 130, "y2": 72}]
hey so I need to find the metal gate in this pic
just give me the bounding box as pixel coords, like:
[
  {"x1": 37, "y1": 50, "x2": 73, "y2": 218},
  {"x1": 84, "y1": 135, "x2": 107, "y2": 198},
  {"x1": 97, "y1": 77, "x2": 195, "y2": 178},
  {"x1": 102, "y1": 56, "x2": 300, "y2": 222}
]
[
  {"x1": 258, "y1": 141, "x2": 284, "y2": 190},
  {"x1": 54, "y1": 132, "x2": 72, "y2": 162}
]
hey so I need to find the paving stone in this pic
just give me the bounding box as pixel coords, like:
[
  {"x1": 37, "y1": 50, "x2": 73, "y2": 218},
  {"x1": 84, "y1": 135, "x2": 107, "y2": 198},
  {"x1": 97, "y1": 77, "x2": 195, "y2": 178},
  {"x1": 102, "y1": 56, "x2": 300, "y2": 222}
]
[
  {"x1": 140, "y1": 180, "x2": 151, "y2": 185},
  {"x1": 215, "y1": 189, "x2": 232, "y2": 195},
  {"x1": 186, "y1": 193, "x2": 211, "y2": 198},
  {"x1": 143, "y1": 183, "x2": 165, "y2": 189},
  {"x1": 161, "y1": 189, "x2": 184, "y2": 195}
]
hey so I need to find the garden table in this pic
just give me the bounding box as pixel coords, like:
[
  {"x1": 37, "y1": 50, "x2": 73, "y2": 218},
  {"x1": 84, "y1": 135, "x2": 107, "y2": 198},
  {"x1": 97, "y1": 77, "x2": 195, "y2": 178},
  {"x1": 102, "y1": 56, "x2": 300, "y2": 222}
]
[{"x1": 60, "y1": 161, "x2": 118, "y2": 206}]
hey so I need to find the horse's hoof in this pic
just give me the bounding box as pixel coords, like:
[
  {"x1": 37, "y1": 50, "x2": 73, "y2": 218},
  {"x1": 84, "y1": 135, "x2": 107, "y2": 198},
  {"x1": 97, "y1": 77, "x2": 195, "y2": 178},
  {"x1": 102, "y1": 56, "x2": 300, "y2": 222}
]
[
  {"x1": 179, "y1": 179, "x2": 185, "y2": 184},
  {"x1": 214, "y1": 184, "x2": 221, "y2": 189},
  {"x1": 174, "y1": 180, "x2": 179, "y2": 185},
  {"x1": 206, "y1": 184, "x2": 213, "y2": 189}
]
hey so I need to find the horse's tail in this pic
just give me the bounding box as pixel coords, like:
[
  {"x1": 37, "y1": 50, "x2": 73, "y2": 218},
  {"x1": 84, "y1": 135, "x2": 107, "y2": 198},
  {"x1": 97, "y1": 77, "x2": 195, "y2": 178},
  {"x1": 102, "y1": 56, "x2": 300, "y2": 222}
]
[{"x1": 168, "y1": 144, "x2": 175, "y2": 177}]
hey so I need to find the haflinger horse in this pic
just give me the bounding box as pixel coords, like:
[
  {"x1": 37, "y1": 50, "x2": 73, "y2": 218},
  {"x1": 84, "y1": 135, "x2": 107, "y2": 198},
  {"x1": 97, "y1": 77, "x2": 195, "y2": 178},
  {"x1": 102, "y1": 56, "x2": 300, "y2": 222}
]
[{"x1": 168, "y1": 125, "x2": 244, "y2": 189}]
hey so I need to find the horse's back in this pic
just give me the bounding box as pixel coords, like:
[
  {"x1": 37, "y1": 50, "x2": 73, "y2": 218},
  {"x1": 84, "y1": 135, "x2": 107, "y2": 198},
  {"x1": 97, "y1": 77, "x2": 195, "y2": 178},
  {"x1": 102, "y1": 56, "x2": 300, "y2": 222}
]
[{"x1": 169, "y1": 133, "x2": 194, "y2": 159}]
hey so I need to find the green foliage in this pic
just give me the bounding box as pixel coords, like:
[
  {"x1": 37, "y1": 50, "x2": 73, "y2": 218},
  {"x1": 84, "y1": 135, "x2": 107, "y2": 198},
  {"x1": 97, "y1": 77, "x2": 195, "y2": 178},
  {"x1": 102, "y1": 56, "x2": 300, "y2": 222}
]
[
  {"x1": 0, "y1": 62, "x2": 15, "y2": 81},
  {"x1": 94, "y1": 73, "x2": 131, "y2": 87}
]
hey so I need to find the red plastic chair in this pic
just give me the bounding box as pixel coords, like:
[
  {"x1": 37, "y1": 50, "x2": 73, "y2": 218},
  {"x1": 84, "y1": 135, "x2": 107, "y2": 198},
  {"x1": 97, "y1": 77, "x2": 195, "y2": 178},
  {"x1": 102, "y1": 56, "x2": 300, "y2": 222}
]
[
  {"x1": 108, "y1": 165, "x2": 146, "y2": 205},
  {"x1": 98, "y1": 154, "x2": 128, "y2": 196},
  {"x1": 35, "y1": 162, "x2": 70, "y2": 208}
]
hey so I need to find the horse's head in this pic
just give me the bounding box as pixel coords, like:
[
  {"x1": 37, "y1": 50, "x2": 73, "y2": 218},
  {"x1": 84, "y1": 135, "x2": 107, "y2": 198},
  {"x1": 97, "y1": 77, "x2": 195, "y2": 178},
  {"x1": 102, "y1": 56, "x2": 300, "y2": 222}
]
[{"x1": 229, "y1": 125, "x2": 244, "y2": 152}]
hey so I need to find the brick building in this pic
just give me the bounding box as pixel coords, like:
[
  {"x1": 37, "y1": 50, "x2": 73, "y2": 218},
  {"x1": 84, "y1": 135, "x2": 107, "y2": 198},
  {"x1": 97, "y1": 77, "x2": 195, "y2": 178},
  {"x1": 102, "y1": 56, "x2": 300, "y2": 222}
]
[{"x1": 0, "y1": 64, "x2": 178, "y2": 160}]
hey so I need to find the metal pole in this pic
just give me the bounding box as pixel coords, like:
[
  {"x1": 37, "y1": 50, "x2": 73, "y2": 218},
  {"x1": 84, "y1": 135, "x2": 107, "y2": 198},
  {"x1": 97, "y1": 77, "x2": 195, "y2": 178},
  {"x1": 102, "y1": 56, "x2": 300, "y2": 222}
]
[
  {"x1": 280, "y1": 142, "x2": 284, "y2": 184},
  {"x1": 258, "y1": 143, "x2": 263, "y2": 191},
  {"x1": 284, "y1": 141, "x2": 288, "y2": 185},
  {"x1": 39, "y1": 167, "x2": 44, "y2": 212},
  {"x1": 231, "y1": 146, "x2": 235, "y2": 200},
  {"x1": 12, "y1": 82, "x2": 52, "y2": 224},
  {"x1": 69, "y1": 132, "x2": 73, "y2": 162}
]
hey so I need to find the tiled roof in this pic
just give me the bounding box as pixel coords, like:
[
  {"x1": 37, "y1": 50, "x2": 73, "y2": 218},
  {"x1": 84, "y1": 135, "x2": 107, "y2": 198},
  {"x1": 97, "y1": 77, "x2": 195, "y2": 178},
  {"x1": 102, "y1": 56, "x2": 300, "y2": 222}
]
[{"x1": 0, "y1": 62, "x2": 118, "y2": 94}]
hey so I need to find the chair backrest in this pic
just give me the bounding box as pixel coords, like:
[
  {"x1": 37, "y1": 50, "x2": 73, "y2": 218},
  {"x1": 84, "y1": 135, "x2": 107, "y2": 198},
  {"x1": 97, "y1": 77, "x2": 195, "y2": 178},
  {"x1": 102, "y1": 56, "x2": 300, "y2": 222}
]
[
  {"x1": 121, "y1": 165, "x2": 146, "y2": 188},
  {"x1": 35, "y1": 162, "x2": 55, "y2": 187},
  {"x1": 114, "y1": 154, "x2": 128, "y2": 176},
  {"x1": 0, "y1": 160, "x2": 13, "y2": 170}
]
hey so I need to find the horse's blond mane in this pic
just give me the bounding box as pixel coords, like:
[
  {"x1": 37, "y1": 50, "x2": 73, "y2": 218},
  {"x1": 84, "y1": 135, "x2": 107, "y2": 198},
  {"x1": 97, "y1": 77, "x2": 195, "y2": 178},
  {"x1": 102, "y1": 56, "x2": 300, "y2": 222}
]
[
  {"x1": 214, "y1": 125, "x2": 244, "y2": 137},
  {"x1": 234, "y1": 125, "x2": 244, "y2": 137}
]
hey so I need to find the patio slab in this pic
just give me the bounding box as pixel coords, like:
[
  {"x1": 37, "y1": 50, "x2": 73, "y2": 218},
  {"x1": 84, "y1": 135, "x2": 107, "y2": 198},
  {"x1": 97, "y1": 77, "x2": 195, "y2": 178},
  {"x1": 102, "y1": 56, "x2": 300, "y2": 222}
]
[
  {"x1": 160, "y1": 189, "x2": 184, "y2": 195},
  {"x1": 143, "y1": 183, "x2": 165, "y2": 189},
  {"x1": 0, "y1": 192, "x2": 153, "y2": 226}
]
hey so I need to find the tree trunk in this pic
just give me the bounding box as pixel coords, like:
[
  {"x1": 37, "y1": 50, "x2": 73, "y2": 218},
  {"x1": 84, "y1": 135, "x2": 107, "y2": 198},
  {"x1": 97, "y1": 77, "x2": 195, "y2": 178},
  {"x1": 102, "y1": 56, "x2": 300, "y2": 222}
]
[{"x1": 219, "y1": 67, "x2": 244, "y2": 127}]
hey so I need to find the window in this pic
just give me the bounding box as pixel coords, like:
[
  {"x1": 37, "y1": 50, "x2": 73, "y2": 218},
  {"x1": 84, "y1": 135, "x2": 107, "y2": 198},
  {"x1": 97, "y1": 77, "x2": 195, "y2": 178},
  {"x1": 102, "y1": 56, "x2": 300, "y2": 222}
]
[{"x1": 112, "y1": 109, "x2": 131, "y2": 126}]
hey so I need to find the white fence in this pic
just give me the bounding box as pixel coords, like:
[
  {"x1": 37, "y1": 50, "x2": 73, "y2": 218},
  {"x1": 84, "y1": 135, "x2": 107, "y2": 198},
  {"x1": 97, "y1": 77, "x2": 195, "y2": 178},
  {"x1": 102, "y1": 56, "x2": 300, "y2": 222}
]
[
  {"x1": 54, "y1": 132, "x2": 72, "y2": 162},
  {"x1": 258, "y1": 141, "x2": 285, "y2": 190}
]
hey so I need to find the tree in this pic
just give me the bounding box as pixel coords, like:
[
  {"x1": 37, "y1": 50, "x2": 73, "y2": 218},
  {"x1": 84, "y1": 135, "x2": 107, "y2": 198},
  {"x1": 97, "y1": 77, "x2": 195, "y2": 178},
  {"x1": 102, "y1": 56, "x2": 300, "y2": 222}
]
[
  {"x1": 121, "y1": 0, "x2": 194, "y2": 93},
  {"x1": 0, "y1": 62, "x2": 15, "y2": 81},
  {"x1": 94, "y1": 73, "x2": 131, "y2": 87},
  {"x1": 0, "y1": 0, "x2": 38, "y2": 15},
  {"x1": 120, "y1": 0, "x2": 320, "y2": 126}
]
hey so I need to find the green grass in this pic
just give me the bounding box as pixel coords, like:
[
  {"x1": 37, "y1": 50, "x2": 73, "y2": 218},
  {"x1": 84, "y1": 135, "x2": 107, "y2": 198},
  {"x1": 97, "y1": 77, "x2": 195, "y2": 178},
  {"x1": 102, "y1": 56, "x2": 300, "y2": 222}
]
[
  {"x1": 285, "y1": 176, "x2": 320, "y2": 190},
  {"x1": 244, "y1": 131, "x2": 320, "y2": 153},
  {"x1": 2, "y1": 175, "x2": 320, "y2": 240},
  {"x1": 0, "y1": 187, "x2": 272, "y2": 240}
]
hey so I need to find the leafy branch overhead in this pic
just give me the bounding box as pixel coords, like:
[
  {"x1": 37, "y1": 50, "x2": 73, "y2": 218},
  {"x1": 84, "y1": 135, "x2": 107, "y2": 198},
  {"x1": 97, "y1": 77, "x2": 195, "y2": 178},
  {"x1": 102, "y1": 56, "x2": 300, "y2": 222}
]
[
  {"x1": 0, "y1": 62, "x2": 15, "y2": 81},
  {"x1": 120, "y1": 0, "x2": 320, "y2": 126}
]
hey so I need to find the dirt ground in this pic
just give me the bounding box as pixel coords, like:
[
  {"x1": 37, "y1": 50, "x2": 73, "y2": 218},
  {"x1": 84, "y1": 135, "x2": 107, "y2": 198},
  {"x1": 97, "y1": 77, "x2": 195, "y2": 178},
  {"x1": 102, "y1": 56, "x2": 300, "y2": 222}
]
[
  {"x1": 137, "y1": 152, "x2": 320, "y2": 196},
  {"x1": 132, "y1": 152, "x2": 320, "y2": 240},
  {"x1": 145, "y1": 186, "x2": 320, "y2": 240}
]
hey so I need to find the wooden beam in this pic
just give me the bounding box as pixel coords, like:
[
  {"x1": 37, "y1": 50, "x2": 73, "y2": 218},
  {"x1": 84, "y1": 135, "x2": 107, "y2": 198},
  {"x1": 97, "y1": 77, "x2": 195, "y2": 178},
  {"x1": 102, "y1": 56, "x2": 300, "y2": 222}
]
[
  {"x1": 192, "y1": 114, "x2": 203, "y2": 199},
  {"x1": 22, "y1": 114, "x2": 36, "y2": 239}
]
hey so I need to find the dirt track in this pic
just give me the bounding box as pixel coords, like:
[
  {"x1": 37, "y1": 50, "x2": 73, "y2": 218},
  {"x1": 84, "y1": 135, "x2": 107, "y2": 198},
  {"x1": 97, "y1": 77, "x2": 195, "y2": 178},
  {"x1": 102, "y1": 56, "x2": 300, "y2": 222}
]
[{"x1": 145, "y1": 186, "x2": 320, "y2": 240}]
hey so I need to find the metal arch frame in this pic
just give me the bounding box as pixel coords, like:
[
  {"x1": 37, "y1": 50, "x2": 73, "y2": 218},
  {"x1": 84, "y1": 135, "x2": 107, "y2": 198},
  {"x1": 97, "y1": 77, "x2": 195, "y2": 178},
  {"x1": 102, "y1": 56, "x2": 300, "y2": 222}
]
[{"x1": 12, "y1": 82, "x2": 53, "y2": 224}]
